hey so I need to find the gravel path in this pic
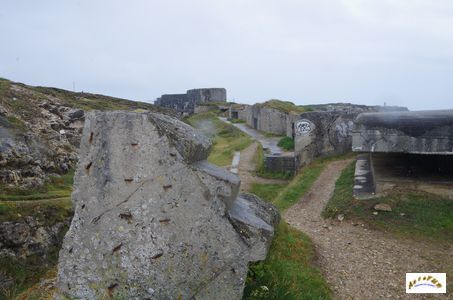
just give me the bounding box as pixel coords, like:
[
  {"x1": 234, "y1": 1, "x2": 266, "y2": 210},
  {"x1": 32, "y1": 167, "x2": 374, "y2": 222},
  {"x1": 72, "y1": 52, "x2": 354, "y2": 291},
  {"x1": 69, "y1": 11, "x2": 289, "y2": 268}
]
[
  {"x1": 284, "y1": 159, "x2": 452, "y2": 299},
  {"x1": 238, "y1": 142, "x2": 288, "y2": 192}
]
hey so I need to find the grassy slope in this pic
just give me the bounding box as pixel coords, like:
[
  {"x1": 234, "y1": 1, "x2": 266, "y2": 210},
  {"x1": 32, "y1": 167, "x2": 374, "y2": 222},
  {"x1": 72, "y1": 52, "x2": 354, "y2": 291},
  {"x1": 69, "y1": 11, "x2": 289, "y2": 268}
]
[
  {"x1": 0, "y1": 78, "x2": 173, "y2": 133},
  {"x1": 323, "y1": 163, "x2": 453, "y2": 243},
  {"x1": 0, "y1": 171, "x2": 74, "y2": 202},
  {"x1": 186, "y1": 112, "x2": 253, "y2": 166},
  {"x1": 262, "y1": 99, "x2": 307, "y2": 114},
  {"x1": 242, "y1": 155, "x2": 357, "y2": 300}
]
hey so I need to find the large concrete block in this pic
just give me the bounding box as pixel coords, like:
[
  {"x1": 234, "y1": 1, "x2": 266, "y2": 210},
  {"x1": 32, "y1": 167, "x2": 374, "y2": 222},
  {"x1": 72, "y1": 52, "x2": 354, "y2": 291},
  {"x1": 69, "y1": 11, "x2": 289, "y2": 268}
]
[
  {"x1": 56, "y1": 111, "x2": 278, "y2": 300},
  {"x1": 352, "y1": 110, "x2": 453, "y2": 154}
]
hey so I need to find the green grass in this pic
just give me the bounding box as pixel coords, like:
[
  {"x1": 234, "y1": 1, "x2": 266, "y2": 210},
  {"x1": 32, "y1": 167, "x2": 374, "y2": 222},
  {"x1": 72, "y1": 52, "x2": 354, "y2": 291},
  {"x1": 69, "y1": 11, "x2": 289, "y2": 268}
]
[
  {"x1": 249, "y1": 183, "x2": 287, "y2": 203},
  {"x1": 0, "y1": 170, "x2": 74, "y2": 201},
  {"x1": 0, "y1": 198, "x2": 73, "y2": 224},
  {"x1": 277, "y1": 136, "x2": 294, "y2": 151},
  {"x1": 262, "y1": 99, "x2": 307, "y2": 114},
  {"x1": 230, "y1": 118, "x2": 246, "y2": 124},
  {"x1": 242, "y1": 156, "x2": 360, "y2": 300},
  {"x1": 244, "y1": 222, "x2": 330, "y2": 300},
  {"x1": 323, "y1": 163, "x2": 453, "y2": 243},
  {"x1": 187, "y1": 112, "x2": 253, "y2": 166}
]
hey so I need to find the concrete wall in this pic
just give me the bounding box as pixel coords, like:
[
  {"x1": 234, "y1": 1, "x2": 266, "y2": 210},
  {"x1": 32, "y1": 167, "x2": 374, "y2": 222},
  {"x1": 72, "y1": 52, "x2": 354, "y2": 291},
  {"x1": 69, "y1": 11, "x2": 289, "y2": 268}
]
[
  {"x1": 228, "y1": 105, "x2": 249, "y2": 121},
  {"x1": 156, "y1": 94, "x2": 190, "y2": 114},
  {"x1": 187, "y1": 88, "x2": 227, "y2": 104},
  {"x1": 352, "y1": 110, "x2": 453, "y2": 154},
  {"x1": 245, "y1": 104, "x2": 288, "y2": 136},
  {"x1": 294, "y1": 111, "x2": 357, "y2": 168},
  {"x1": 194, "y1": 105, "x2": 217, "y2": 114},
  {"x1": 156, "y1": 88, "x2": 226, "y2": 115},
  {"x1": 264, "y1": 154, "x2": 295, "y2": 174}
]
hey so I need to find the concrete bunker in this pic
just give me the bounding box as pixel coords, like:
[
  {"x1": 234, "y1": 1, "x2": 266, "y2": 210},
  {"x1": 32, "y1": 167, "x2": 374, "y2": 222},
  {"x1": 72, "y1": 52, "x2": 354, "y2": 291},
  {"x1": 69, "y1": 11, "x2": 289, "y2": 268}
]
[
  {"x1": 155, "y1": 88, "x2": 227, "y2": 116},
  {"x1": 352, "y1": 109, "x2": 453, "y2": 199},
  {"x1": 292, "y1": 111, "x2": 357, "y2": 168}
]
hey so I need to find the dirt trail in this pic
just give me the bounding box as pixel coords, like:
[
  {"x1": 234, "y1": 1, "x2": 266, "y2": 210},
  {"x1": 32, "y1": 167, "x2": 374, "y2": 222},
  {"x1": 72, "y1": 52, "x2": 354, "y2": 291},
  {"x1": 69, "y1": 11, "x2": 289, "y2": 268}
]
[
  {"x1": 284, "y1": 159, "x2": 452, "y2": 299},
  {"x1": 238, "y1": 142, "x2": 288, "y2": 192}
]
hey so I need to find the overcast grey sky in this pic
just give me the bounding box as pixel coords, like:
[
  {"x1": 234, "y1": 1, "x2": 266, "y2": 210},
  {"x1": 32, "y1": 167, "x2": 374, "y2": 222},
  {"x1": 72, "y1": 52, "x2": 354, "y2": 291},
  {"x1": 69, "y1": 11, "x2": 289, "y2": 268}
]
[{"x1": 1, "y1": 1, "x2": 452, "y2": 110}]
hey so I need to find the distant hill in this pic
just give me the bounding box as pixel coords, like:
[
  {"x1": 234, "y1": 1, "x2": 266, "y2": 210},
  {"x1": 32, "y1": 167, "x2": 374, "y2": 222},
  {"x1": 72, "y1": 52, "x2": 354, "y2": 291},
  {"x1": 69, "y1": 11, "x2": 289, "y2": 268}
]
[{"x1": 0, "y1": 78, "x2": 170, "y2": 189}]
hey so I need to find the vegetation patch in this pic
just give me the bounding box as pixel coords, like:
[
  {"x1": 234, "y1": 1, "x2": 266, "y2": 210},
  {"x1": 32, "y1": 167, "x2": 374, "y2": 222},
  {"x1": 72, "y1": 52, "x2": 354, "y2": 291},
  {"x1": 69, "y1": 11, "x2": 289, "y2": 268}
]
[
  {"x1": 249, "y1": 183, "x2": 286, "y2": 203},
  {"x1": 277, "y1": 136, "x2": 294, "y2": 151},
  {"x1": 15, "y1": 268, "x2": 57, "y2": 300},
  {"x1": 323, "y1": 163, "x2": 453, "y2": 243},
  {"x1": 0, "y1": 198, "x2": 73, "y2": 224},
  {"x1": 0, "y1": 199, "x2": 71, "y2": 298},
  {"x1": 230, "y1": 118, "x2": 246, "y2": 124},
  {"x1": 262, "y1": 99, "x2": 307, "y2": 114},
  {"x1": 244, "y1": 222, "x2": 331, "y2": 300},
  {"x1": 0, "y1": 170, "x2": 74, "y2": 202},
  {"x1": 186, "y1": 113, "x2": 253, "y2": 166}
]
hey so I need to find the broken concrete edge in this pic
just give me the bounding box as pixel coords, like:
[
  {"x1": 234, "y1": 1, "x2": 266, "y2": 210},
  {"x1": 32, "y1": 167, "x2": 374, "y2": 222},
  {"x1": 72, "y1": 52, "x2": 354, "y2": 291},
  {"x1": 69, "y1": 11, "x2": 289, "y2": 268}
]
[
  {"x1": 192, "y1": 160, "x2": 241, "y2": 211},
  {"x1": 353, "y1": 153, "x2": 376, "y2": 200},
  {"x1": 148, "y1": 112, "x2": 213, "y2": 163},
  {"x1": 228, "y1": 193, "x2": 281, "y2": 262}
]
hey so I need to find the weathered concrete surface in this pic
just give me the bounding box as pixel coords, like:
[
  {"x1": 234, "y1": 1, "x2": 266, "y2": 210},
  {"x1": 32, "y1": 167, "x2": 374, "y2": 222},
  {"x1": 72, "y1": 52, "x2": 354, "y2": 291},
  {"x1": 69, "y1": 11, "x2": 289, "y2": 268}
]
[
  {"x1": 286, "y1": 104, "x2": 408, "y2": 138},
  {"x1": 353, "y1": 154, "x2": 375, "y2": 199},
  {"x1": 352, "y1": 109, "x2": 453, "y2": 154},
  {"x1": 56, "y1": 111, "x2": 278, "y2": 300},
  {"x1": 155, "y1": 88, "x2": 227, "y2": 115},
  {"x1": 264, "y1": 154, "x2": 295, "y2": 174},
  {"x1": 228, "y1": 104, "x2": 249, "y2": 121},
  {"x1": 246, "y1": 104, "x2": 288, "y2": 136},
  {"x1": 294, "y1": 111, "x2": 356, "y2": 168}
]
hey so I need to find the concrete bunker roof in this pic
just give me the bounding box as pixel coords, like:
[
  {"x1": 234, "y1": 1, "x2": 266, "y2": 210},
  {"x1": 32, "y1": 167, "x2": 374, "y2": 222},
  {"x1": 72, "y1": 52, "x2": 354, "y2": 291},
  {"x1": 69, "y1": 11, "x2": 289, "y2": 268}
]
[
  {"x1": 356, "y1": 109, "x2": 453, "y2": 128},
  {"x1": 355, "y1": 109, "x2": 453, "y2": 136}
]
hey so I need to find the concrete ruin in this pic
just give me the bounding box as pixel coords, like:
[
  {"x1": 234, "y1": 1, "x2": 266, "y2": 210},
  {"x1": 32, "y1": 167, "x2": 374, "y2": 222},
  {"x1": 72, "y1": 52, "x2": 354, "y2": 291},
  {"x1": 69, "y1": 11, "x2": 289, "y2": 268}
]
[
  {"x1": 228, "y1": 104, "x2": 249, "y2": 121},
  {"x1": 155, "y1": 88, "x2": 227, "y2": 115},
  {"x1": 245, "y1": 104, "x2": 288, "y2": 136},
  {"x1": 292, "y1": 111, "x2": 357, "y2": 168},
  {"x1": 56, "y1": 111, "x2": 279, "y2": 299},
  {"x1": 352, "y1": 109, "x2": 453, "y2": 198},
  {"x1": 290, "y1": 105, "x2": 408, "y2": 168}
]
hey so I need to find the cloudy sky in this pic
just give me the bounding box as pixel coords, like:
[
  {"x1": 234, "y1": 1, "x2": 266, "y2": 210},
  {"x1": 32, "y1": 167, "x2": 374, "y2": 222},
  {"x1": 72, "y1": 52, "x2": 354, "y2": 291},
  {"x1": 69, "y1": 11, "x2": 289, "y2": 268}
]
[{"x1": 1, "y1": 0, "x2": 453, "y2": 110}]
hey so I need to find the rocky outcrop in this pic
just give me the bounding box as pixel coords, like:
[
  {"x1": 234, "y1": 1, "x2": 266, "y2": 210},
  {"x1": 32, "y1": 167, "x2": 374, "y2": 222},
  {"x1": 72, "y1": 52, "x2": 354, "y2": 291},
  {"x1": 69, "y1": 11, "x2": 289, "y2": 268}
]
[
  {"x1": 0, "y1": 90, "x2": 83, "y2": 188},
  {"x1": 0, "y1": 216, "x2": 71, "y2": 259},
  {"x1": 0, "y1": 78, "x2": 167, "y2": 189},
  {"x1": 56, "y1": 111, "x2": 279, "y2": 299},
  {"x1": 0, "y1": 215, "x2": 71, "y2": 290}
]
